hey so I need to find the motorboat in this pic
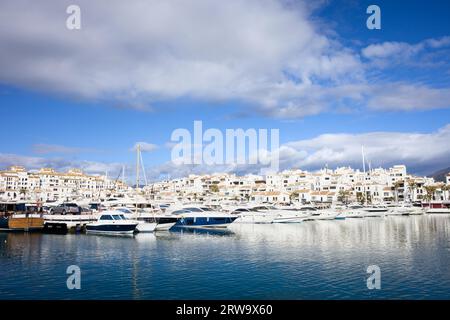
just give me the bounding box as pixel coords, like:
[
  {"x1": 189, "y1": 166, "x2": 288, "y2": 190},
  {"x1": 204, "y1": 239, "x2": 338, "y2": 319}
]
[
  {"x1": 300, "y1": 206, "x2": 339, "y2": 221},
  {"x1": 386, "y1": 204, "x2": 424, "y2": 216},
  {"x1": 86, "y1": 211, "x2": 138, "y2": 235},
  {"x1": 170, "y1": 206, "x2": 238, "y2": 228},
  {"x1": 262, "y1": 205, "x2": 311, "y2": 223},
  {"x1": 337, "y1": 205, "x2": 366, "y2": 219},
  {"x1": 114, "y1": 207, "x2": 178, "y2": 232},
  {"x1": 229, "y1": 206, "x2": 275, "y2": 224},
  {"x1": 362, "y1": 205, "x2": 389, "y2": 217}
]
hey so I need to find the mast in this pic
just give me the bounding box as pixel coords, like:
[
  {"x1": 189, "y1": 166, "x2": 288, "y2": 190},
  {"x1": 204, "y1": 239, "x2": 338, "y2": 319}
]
[
  {"x1": 361, "y1": 145, "x2": 366, "y2": 204},
  {"x1": 136, "y1": 144, "x2": 140, "y2": 189}
]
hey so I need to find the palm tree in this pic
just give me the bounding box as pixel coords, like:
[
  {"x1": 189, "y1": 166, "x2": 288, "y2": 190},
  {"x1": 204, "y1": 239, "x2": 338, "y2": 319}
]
[
  {"x1": 408, "y1": 179, "x2": 417, "y2": 201},
  {"x1": 356, "y1": 192, "x2": 365, "y2": 205},
  {"x1": 19, "y1": 187, "x2": 27, "y2": 201},
  {"x1": 442, "y1": 184, "x2": 450, "y2": 201},
  {"x1": 289, "y1": 191, "x2": 300, "y2": 204},
  {"x1": 424, "y1": 185, "x2": 437, "y2": 205},
  {"x1": 209, "y1": 184, "x2": 219, "y2": 193}
]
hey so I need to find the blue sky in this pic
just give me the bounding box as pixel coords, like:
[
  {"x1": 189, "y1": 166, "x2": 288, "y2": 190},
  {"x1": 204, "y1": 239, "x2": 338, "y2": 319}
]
[{"x1": 1, "y1": 0, "x2": 450, "y2": 180}]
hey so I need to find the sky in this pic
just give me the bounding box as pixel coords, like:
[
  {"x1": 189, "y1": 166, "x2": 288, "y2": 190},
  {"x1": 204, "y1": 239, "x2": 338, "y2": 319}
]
[{"x1": 1, "y1": 0, "x2": 450, "y2": 182}]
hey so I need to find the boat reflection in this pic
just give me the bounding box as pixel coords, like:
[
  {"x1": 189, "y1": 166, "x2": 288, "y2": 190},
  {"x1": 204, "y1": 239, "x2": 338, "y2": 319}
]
[{"x1": 171, "y1": 226, "x2": 235, "y2": 237}]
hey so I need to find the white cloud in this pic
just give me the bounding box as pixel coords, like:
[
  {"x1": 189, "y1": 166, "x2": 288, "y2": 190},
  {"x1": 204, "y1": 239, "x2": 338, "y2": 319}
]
[
  {"x1": 284, "y1": 124, "x2": 450, "y2": 173},
  {"x1": 0, "y1": 1, "x2": 449, "y2": 117},
  {"x1": 0, "y1": 153, "x2": 122, "y2": 175},
  {"x1": 32, "y1": 143, "x2": 94, "y2": 155},
  {"x1": 132, "y1": 142, "x2": 158, "y2": 152},
  {"x1": 0, "y1": 0, "x2": 363, "y2": 118},
  {"x1": 143, "y1": 124, "x2": 450, "y2": 179},
  {"x1": 3, "y1": 125, "x2": 450, "y2": 180},
  {"x1": 367, "y1": 83, "x2": 450, "y2": 111},
  {"x1": 362, "y1": 36, "x2": 450, "y2": 62}
]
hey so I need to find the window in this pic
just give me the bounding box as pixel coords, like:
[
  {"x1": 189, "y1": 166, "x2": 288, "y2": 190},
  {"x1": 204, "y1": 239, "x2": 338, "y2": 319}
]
[
  {"x1": 65, "y1": 203, "x2": 78, "y2": 207},
  {"x1": 100, "y1": 215, "x2": 113, "y2": 220}
]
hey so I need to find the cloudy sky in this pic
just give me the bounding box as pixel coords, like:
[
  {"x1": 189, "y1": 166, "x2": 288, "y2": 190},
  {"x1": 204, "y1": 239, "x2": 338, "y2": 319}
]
[{"x1": 1, "y1": 0, "x2": 450, "y2": 181}]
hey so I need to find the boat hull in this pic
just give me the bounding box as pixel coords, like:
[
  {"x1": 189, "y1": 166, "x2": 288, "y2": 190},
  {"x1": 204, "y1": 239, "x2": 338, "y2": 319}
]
[
  {"x1": 0, "y1": 215, "x2": 44, "y2": 231},
  {"x1": 426, "y1": 208, "x2": 450, "y2": 214},
  {"x1": 234, "y1": 215, "x2": 274, "y2": 224},
  {"x1": 175, "y1": 216, "x2": 237, "y2": 228},
  {"x1": 86, "y1": 223, "x2": 137, "y2": 235},
  {"x1": 136, "y1": 221, "x2": 157, "y2": 233}
]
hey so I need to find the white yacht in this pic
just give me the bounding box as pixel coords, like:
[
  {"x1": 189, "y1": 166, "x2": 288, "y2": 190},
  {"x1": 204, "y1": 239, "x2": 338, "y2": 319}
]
[
  {"x1": 115, "y1": 207, "x2": 178, "y2": 232},
  {"x1": 337, "y1": 205, "x2": 366, "y2": 218},
  {"x1": 361, "y1": 205, "x2": 389, "y2": 217},
  {"x1": 229, "y1": 206, "x2": 276, "y2": 224},
  {"x1": 270, "y1": 206, "x2": 312, "y2": 223},
  {"x1": 386, "y1": 204, "x2": 424, "y2": 216},
  {"x1": 300, "y1": 206, "x2": 339, "y2": 221}
]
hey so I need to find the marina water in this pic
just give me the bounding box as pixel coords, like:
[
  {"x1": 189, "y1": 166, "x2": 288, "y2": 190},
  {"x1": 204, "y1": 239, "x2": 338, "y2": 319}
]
[{"x1": 1, "y1": 215, "x2": 449, "y2": 299}]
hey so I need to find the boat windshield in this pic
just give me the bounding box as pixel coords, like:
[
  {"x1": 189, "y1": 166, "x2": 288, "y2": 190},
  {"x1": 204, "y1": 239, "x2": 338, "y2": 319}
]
[
  {"x1": 172, "y1": 209, "x2": 190, "y2": 214},
  {"x1": 183, "y1": 207, "x2": 202, "y2": 212},
  {"x1": 100, "y1": 215, "x2": 113, "y2": 220},
  {"x1": 112, "y1": 215, "x2": 123, "y2": 220},
  {"x1": 200, "y1": 207, "x2": 212, "y2": 211},
  {"x1": 299, "y1": 207, "x2": 317, "y2": 211},
  {"x1": 117, "y1": 208, "x2": 132, "y2": 214}
]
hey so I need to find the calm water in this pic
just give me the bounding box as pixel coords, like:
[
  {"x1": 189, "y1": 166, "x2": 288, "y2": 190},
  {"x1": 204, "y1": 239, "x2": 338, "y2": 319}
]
[{"x1": 1, "y1": 215, "x2": 449, "y2": 300}]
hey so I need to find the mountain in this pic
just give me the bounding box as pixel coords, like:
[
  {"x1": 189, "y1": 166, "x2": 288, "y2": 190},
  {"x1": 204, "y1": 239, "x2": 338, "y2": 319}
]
[{"x1": 429, "y1": 167, "x2": 450, "y2": 182}]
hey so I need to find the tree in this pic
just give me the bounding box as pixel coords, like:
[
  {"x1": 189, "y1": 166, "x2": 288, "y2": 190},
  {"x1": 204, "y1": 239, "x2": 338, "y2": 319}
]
[
  {"x1": 209, "y1": 185, "x2": 219, "y2": 193},
  {"x1": 19, "y1": 188, "x2": 27, "y2": 200},
  {"x1": 337, "y1": 190, "x2": 351, "y2": 204},
  {"x1": 442, "y1": 184, "x2": 450, "y2": 201},
  {"x1": 289, "y1": 191, "x2": 300, "y2": 204},
  {"x1": 406, "y1": 179, "x2": 417, "y2": 202},
  {"x1": 356, "y1": 192, "x2": 365, "y2": 204},
  {"x1": 424, "y1": 185, "x2": 437, "y2": 203}
]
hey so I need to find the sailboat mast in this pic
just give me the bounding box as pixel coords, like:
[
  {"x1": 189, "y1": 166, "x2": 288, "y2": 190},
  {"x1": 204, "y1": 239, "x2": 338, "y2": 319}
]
[
  {"x1": 361, "y1": 145, "x2": 366, "y2": 204},
  {"x1": 136, "y1": 144, "x2": 140, "y2": 189}
]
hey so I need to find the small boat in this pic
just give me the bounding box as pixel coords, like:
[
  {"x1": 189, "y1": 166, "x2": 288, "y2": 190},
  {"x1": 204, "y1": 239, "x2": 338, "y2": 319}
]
[
  {"x1": 386, "y1": 204, "x2": 424, "y2": 216},
  {"x1": 0, "y1": 213, "x2": 44, "y2": 231},
  {"x1": 301, "y1": 207, "x2": 339, "y2": 221},
  {"x1": 362, "y1": 205, "x2": 389, "y2": 217},
  {"x1": 114, "y1": 207, "x2": 178, "y2": 231},
  {"x1": 171, "y1": 207, "x2": 238, "y2": 228},
  {"x1": 336, "y1": 205, "x2": 366, "y2": 219},
  {"x1": 86, "y1": 211, "x2": 138, "y2": 235},
  {"x1": 0, "y1": 202, "x2": 44, "y2": 231}
]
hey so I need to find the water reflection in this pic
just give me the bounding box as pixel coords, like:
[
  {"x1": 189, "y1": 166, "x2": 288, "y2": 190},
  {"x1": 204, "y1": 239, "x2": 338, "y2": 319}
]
[{"x1": 0, "y1": 215, "x2": 449, "y2": 299}]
